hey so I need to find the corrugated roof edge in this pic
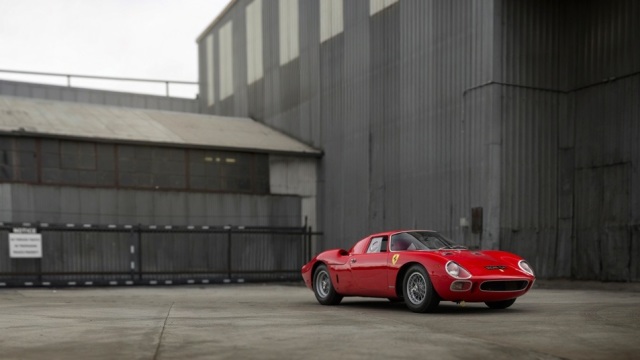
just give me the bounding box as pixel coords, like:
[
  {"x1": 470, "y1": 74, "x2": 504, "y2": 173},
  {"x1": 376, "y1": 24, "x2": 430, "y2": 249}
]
[
  {"x1": 196, "y1": 0, "x2": 239, "y2": 43},
  {"x1": 0, "y1": 95, "x2": 323, "y2": 158},
  {"x1": 0, "y1": 129, "x2": 323, "y2": 158}
]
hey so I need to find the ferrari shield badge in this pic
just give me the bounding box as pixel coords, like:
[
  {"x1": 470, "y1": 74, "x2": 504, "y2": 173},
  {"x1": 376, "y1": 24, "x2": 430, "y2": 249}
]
[{"x1": 392, "y1": 254, "x2": 400, "y2": 265}]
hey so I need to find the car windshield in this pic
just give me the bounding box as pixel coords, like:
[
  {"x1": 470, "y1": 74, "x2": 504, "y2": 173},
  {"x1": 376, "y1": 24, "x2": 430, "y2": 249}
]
[{"x1": 390, "y1": 231, "x2": 467, "y2": 251}]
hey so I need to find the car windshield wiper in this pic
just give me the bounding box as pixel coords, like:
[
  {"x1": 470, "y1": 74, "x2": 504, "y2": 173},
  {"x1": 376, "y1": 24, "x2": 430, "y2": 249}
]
[{"x1": 437, "y1": 244, "x2": 468, "y2": 250}]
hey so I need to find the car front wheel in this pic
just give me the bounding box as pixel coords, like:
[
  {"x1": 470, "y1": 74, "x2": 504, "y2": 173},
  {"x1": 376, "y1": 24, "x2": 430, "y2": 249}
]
[
  {"x1": 313, "y1": 264, "x2": 343, "y2": 305},
  {"x1": 402, "y1": 264, "x2": 439, "y2": 313},
  {"x1": 485, "y1": 298, "x2": 516, "y2": 309}
]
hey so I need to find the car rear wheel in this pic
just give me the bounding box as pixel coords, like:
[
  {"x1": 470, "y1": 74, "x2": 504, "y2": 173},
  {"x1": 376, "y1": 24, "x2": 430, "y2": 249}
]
[
  {"x1": 313, "y1": 264, "x2": 343, "y2": 305},
  {"x1": 402, "y1": 264, "x2": 439, "y2": 313},
  {"x1": 485, "y1": 298, "x2": 516, "y2": 309}
]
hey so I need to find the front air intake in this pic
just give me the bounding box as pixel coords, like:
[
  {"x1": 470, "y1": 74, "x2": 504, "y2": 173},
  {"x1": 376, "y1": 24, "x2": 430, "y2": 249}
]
[{"x1": 480, "y1": 280, "x2": 528, "y2": 292}]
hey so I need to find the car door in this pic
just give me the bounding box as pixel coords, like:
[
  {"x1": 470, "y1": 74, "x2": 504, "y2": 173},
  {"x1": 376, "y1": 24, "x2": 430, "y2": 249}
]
[{"x1": 349, "y1": 236, "x2": 389, "y2": 296}]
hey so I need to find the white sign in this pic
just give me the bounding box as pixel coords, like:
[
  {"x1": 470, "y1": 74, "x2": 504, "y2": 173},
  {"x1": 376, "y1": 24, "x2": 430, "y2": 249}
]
[
  {"x1": 13, "y1": 227, "x2": 37, "y2": 234},
  {"x1": 9, "y1": 233, "x2": 42, "y2": 258}
]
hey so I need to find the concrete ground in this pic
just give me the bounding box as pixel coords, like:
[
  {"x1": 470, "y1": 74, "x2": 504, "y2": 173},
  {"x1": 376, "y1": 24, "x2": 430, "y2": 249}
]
[{"x1": 0, "y1": 282, "x2": 639, "y2": 359}]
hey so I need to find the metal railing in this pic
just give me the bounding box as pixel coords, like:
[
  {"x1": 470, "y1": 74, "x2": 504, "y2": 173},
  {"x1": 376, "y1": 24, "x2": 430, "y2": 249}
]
[
  {"x1": 0, "y1": 222, "x2": 321, "y2": 287},
  {"x1": 0, "y1": 68, "x2": 198, "y2": 97}
]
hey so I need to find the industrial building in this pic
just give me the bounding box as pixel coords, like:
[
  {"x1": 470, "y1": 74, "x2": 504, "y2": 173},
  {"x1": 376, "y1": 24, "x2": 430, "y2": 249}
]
[
  {"x1": 196, "y1": 0, "x2": 639, "y2": 281},
  {"x1": 0, "y1": 80, "x2": 321, "y2": 284}
]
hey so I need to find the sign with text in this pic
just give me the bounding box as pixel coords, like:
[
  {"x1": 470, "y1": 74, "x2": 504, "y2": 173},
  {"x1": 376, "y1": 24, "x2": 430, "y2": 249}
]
[{"x1": 9, "y1": 230, "x2": 42, "y2": 258}]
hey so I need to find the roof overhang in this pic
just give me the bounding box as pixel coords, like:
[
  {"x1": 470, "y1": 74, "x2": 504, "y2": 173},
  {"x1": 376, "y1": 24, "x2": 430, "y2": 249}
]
[{"x1": 0, "y1": 95, "x2": 322, "y2": 158}]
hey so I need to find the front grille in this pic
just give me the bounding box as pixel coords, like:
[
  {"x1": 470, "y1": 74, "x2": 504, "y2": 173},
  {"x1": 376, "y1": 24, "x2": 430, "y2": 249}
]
[{"x1": 480, "y1": 280, "x2": 528, "y2": 292}]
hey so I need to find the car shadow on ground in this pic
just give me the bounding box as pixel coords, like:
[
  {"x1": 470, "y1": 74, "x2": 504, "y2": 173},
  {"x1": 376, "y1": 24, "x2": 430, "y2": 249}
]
[{"x1": 335, "y1": 299, "x2": 529, "y2": 315}]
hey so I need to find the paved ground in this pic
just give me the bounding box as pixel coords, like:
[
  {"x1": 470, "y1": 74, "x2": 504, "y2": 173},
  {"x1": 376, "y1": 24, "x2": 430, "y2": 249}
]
[{"x1": 0, "y1": 282, "x2": 639, "y2": 359}]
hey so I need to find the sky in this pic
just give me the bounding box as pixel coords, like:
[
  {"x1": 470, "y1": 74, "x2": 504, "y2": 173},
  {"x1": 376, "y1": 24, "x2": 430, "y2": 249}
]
[{"x1": 0, "y1": 0, "x2": 231, "y2": 98}]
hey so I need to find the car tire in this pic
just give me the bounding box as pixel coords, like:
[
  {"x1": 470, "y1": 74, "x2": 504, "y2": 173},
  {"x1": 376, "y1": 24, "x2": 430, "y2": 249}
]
[
  {"x1": 402, "y1": 264, "x2": 439, "y2": 313},
  {"x1": 313, "y1": 264, "x2": 343, "y2": 305},
  {"x1": 485, "y1": 298, "x2": 516, "y2": 309}
]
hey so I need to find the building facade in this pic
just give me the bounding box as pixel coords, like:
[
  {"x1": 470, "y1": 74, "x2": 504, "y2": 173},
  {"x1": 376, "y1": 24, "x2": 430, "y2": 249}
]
[
  {"x1": 0, "y1": 95, "x2": 320, "y2": 228},
  {"x1": 197, "y1": 0, "x2": 640, "y2": 281}
]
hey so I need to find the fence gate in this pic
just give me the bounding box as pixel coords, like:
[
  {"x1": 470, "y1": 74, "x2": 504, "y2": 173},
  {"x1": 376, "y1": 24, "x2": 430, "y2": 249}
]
[{"x1": 0, "y1": 222, "x2": 320, "y2": 287}]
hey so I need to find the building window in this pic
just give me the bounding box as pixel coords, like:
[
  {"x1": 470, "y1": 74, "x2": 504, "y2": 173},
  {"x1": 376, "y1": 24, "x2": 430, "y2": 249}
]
[
  {"x1": 41, "y1": 139, "x2": 115, "y2": 186},
  {"x1": 117, "y1": 146, "x2": 186, "y2": 190},
  {"x1": 219, "y1": 21, "x2": 234, "y2": 100},
  {"x1": 206, "y1": 33, "x2": 215, "y2": 107},
  {"x1": 60, "y1": 141, "x2": 96, "y2": 170},
  {"x1": 0, "y1": 137, "x2": 37, "y2": 182},
  {"x1": 370, "y1": 0, "x2": 398, "y2": 16},
  {"x1": 188, "y1": 150, "x2": 269, "y2": 194},
  {"x1": 279, "y1": 0, "x2": 299, "y2": 65},
  {"x1": 246, "y1": 0, "x2": 264, "y2": 84},
  {"x1": 0, "y1": 136, "x2": 269, "y2": 195},
  {"x1": 320, "y1": 0, "x2": 343, "y2": 42}
]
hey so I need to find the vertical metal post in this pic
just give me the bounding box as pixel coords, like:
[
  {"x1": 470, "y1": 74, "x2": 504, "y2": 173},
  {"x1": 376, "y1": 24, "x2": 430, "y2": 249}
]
[
  {"x1": 137, "y1": 225, "x2": 143, "y2": 281},
  {"x1": 165, "y1": 81, "x2": 170, "y2": 97},
  {"x1": 67, "y1": 75, "x2": 71, "y2": 87},
  {"x1": 227, "y1": 227, "x2": 232, "y2": 280},
  {"x1": 36, "y1": 226, "x2": 42, "y2": 283},
  {"x1": 129, "y1": 226, "x2": 136, "y2": 281},
  {"x1": 307, "y1": 226, "x2": 313, "y2": 261},
  {"x1": 303, "y1": 216, "x2": 308, "y2": 263}
]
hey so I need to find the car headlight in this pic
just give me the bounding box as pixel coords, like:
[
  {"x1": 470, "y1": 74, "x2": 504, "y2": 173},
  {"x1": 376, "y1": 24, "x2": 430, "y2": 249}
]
[
  {"x1": 445, "y1": 261, "x2": 471, "y2": 279},
  {"x1": 518, "y1": 260, "x2": 534, "y2": 276}
]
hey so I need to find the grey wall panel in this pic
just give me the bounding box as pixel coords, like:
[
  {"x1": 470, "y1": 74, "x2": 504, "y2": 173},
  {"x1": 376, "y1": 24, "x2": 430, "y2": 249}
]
[
  {"x1": 571, "y1": 75, "x2": 638, "y2": 281},
  {"x1": 499, "y1": 87, "x2": 561, "y2": 277},
  {"x1": 5, "y1": 184, "x2": 301, "y2": 228},
  {"x1": 462, "y1": 84, "x2": 501, "y2": 249},
  {"x1": 569, "y1": 0, "x2": 640, "y2": 90},
  {"x1": 197, "y1": 0, "x2": 638, "y2": 280},
  {"x1": 0, "y1": 184, "x2": 12, "y2": 222},
  {"x1": 499, "y1": 0, "x2": 564, "y2": 90},
  {"x1": 199, "y1": 0, "x2": 505, "y2": 248},
  {"x1": 0, "y1": 80, "x2": 200, "y2": 113}
]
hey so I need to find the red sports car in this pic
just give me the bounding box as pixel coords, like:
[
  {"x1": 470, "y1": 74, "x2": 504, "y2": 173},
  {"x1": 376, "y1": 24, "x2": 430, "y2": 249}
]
[{"x1": 301, "y1": 230, "x2": 535, "y2": 313}]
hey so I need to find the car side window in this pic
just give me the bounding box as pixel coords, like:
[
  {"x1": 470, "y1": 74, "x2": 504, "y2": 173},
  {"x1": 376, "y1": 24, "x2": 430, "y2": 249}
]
[
  {"x1": 391, "y1": 233, "x2": 415, "y2": 251},
  {"x1": 366, "y1": 236, "x2": 387, "y2": 253}
]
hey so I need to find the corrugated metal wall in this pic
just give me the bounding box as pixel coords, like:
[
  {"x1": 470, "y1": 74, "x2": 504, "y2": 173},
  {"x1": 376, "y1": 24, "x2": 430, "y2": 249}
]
[
  {"x1": 0, "y1": 80, "x2": 200, "y2": 113},
  {"x1": 200, "y1": 0, "x2": 503, "y2": 248},
  {"x1": 199, "y1": 0, "x2": 640, "y2": 280},
  {"x1": 0, "y1": 184, "x2": 301, "y2": 227},
  {"x1": 497, "y1": 0, "x2": 640, "y2": 280}
]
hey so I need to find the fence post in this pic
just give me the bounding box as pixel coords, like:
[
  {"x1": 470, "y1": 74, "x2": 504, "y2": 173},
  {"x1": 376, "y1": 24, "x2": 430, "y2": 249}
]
[
  {"x1": 227, "y1": 227, "x2": 232, "y2": 280},
  {"x1": 137, "y1": 225, "x2": 143, "y2": 281},
  {"x1": 37, "y1": 224, "x2": 43, "y2": 283},
  {"x1": 129, "y1": 226, "x2": 136, "y2": 281},
  {"x1": 303, "y1": 217, "x2": 309, "y2": 263},
  {"x1": 307, "y1": 226, "x2": 313, "y2": 261}
]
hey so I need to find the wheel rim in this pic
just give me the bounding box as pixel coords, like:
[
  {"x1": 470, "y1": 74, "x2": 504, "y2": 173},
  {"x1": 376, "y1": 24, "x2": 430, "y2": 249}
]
[
  {"x1": 406, "y1": 272, "x2": 427, "y2": 305},
  {"x1": 315, "y1": 270, "x2": 330, "y2": 298}
]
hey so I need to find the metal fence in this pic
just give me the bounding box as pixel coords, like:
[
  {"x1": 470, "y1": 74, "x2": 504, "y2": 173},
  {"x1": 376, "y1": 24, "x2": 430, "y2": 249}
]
[{"x1": 0, "y1": 222, "x2": 320, "y2": 287}]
